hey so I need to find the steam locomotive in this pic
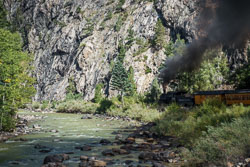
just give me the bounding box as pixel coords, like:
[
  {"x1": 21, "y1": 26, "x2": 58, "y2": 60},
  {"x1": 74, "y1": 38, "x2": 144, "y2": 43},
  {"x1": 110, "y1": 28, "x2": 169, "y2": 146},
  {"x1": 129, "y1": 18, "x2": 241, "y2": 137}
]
[{"x1": 159, "y1": 90, "x2": 250, "y2": 106}]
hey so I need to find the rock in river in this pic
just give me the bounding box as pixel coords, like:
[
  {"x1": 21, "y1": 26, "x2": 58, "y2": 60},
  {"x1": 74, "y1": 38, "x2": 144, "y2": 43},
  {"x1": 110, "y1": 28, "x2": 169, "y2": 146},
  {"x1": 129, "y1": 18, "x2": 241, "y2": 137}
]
[
  {"x1": 99, "y1": 139, "x2": 111, "y2": 145},
  {"x1": 43, "y1": 154, "x2": 69, "y2": 164}
]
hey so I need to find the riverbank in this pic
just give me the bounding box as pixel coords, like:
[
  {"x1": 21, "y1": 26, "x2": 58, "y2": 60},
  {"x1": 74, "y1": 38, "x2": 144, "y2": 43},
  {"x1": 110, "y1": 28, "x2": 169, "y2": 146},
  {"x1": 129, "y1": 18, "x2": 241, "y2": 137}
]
[
  {"x1": 0, "y1": 114, "x2": 44, "y2": 143},
  {"x1": 33, "y1": 98, "x2": 250, "y2": 167},
  {"x1": 1, "y1": 98, "x2": 250, "y2": 167}
]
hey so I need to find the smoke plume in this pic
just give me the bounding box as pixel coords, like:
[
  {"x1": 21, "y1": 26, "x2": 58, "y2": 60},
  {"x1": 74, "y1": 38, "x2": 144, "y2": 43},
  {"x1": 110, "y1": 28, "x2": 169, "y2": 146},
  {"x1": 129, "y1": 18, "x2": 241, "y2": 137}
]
[{"x1": 160, "y1": 0, "x2": 250, "y2": 84}]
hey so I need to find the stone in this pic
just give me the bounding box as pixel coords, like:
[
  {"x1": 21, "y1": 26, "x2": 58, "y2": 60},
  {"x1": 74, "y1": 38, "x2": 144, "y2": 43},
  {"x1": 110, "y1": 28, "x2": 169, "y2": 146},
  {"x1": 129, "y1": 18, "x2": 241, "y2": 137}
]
[
  {"x1": 80, "y1": 146, "x2": 92, "y2": 151},
  {"x1": 138, "y1": 152, "x2": 156, "y2": 161},
  {"x1": 80, "y1": 156, "x2": 89, "y2": 161},
  {"x1": 146, "y1": 138, "x2": 154, "y2": 143},
  {"x1": 112, "y1": 148, "x2": 131, "y2": 155},
  {"x1": 33, "y1": 124, "x2": 40, "y2": 129},
  {"x1": 41, "y1": 162, "x2": 66, "y2": 167},
  {"x1": 18, "y1": 138, "x2": 28, "y2": 142},
  {"x1": 81, "y1": 115, "x2": 92, "y2": 119},
  {"x1": 39, "y1": 149, "x2": 53, "y2": 153},
  {"x1": 34, "y1": 144, "x2": 48, "y2": 149},
  {"x1": 50, "y1": 129, "x2": 59, "y2": 133},
  {"x1": 152, "y1": 162, "x2": 166, "y2": 167},
  {"x1": 125, "y1": 137, "x2": 135, "y2": 144},
  {"x1": 124, "y1": 160, "x2": 133, "y2": 165},
  {"x1": 89, "y1": 160, "x2": 106, "y2": 167},
  {"x1": 99, "y1": 139, "x2": 111, "y2": 145},
  {"x1": 43, "y1": 154, "x2": 69, "y2": 164},
  {"x1": 115, "y1": 134, "x2": 123, "y2": 140},
  {"x1": 65, "y1": 152, "x2": 74, "y2": 154},
  {"x1": 102, "y1": 150, "x2": 115, "y2": 156}
]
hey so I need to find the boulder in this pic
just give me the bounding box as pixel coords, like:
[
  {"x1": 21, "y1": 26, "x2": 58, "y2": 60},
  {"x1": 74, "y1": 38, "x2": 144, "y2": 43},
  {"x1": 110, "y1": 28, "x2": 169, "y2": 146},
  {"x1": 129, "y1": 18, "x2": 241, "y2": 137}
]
[
  {"x1": 43, "y1": 154, "x2": 69, "y2": 164},
  {"x1": 80, "y1": 156, "x2": 89, "y2": 161},
  {"x1": 102, "y1": 150, "x2": 115, "y2": 156},
  {"x1": 112, "y1": 148, "x2": 130, "y2": 155},
  {"x1": 41, "y1": 162, "x2": 66, "y2": 167},
  {"x1": 99, "y1": 139, "x2": 111, "y2": 145},
  {"x1": 89, "y1": 160, "x2": 106, "y2": 167},
  {"x1": 80, "y1": 146, "x2": 92, "y2": 151}
]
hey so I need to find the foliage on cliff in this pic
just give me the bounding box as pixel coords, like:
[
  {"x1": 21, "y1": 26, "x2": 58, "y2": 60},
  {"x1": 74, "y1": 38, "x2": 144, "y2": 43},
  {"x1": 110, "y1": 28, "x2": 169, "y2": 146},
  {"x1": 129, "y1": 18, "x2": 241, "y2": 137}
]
[
  {"x1": 230, "y1": 47, "x2": 250, "y2": 89},
  {"x1": 163, "y1": 36, "x2": 229, "y2": 93}
]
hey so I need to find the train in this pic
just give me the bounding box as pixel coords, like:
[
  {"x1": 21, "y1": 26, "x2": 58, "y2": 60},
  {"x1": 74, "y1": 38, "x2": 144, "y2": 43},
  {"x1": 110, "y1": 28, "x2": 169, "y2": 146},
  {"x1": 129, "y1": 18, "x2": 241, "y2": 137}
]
[{"x1": 159, "y1": 89, "x2": 250, "y2": 106}]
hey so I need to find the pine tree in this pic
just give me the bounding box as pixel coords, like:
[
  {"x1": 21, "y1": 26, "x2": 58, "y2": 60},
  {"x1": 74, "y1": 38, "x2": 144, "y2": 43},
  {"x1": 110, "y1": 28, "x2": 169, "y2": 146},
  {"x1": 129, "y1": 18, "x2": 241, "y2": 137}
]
[
  {"x1": 153, "y1": 19, "x2": 166, "y2": 50},
  {"x1": 110, "y1": 60, "x2": 131, "y2": 107},
  {"x1": 93, "y1": 83, "x2": 104, "y2": 103},
  {"x1": 146, "y1": 78, "x2": 161, "y2": 103},
  {"x1": 125, "y1": 28, "x2": 135, "y2": 49},
  {"x1": 0, "y1": 0, "x2": 9, "y2": 29},
  {"x1": 118, "y1": 41, "x2": 126, "y2": 61},
  {"x1": 127, "y1": 66, "x2": 137, "y2": 96}
]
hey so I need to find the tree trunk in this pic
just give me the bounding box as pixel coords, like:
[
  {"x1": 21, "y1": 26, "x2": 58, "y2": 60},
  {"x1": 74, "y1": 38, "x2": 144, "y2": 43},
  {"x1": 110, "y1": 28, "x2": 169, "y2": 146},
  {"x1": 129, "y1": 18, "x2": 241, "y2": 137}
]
[{"x1": 121, "y1": 91, "x2": 124, "y2": 108}]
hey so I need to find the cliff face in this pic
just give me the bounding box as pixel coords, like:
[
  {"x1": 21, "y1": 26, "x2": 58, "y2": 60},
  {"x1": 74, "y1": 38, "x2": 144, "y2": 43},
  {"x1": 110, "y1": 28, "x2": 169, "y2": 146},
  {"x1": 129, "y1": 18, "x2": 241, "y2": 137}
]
[{"x1": 4, "y1": 0, "x2": 247, "y2": 101}]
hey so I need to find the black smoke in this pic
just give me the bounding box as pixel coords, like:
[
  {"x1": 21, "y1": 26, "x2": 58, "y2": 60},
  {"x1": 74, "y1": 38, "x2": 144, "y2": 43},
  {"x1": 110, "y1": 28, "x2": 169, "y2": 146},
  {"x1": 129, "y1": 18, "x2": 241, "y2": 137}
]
[{"x1": 159, "y1": 0, "x2": 250, "y2": 84}]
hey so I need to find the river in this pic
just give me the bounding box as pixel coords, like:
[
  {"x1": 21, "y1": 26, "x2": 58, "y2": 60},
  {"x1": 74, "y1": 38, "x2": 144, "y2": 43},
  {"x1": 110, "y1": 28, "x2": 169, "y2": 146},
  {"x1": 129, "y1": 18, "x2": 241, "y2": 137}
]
[{"x1": 0, "y1": 111, "x2": 143, "y2": 167}]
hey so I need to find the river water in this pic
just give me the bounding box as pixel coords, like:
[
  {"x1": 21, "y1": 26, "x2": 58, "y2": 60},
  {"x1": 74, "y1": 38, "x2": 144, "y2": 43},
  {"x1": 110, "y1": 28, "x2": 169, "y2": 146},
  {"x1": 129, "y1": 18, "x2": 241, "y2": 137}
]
[{"x1": 0, "y1": 111, "x2": 142, "y2": 167}]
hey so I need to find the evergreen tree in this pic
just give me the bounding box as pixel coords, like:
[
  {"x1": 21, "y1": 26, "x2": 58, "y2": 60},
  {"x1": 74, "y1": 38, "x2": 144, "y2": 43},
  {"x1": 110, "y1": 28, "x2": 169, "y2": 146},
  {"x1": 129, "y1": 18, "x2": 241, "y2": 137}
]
[
  {"x1": 0, "y1": 29, "x2": 35, "y2": 131},
  {"x1": 118, "y1": 41, "x2": 126, "y2": 61},
  {"x1": 110, "y1": 60, "x2": 131, "y2": 107},
  {"x1": 174, "y1": 50, "x2": 229, "y2": 93},
  {"x1": 127, "y1": 66, "x2": 137, "y2": 96},
  {"x1": 146, "y1": 78, "x2": 161, "y2": 103},
  {"x1": 125, "y1": 28, "x2": 135, "y2": 49},
  {"x1": 153, "y1": 19, "x2": 166, "y2": 50},
  {"x1": 93, "y1": 83, "x2": 104, "y2": 103},
  {"x1": 0, "y1": 0, "x2": 9, "y2": 29},
  {"x1": 65, "y1": 77, "x2": 82, "y2": 100}
]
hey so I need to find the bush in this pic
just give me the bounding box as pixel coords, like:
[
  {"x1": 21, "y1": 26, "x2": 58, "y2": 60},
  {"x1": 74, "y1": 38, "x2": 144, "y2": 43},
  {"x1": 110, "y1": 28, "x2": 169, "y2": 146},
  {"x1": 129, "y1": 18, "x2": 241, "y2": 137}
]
[
  {"x1": 184, "y1": 117, "x2": 250, "y2": 166},
  {"x1": 97, "y1": 96, "x2": 161, "y2": 122},
  {"x1": 32, "y1": 102, "x2": 40, "y2": 109},
  {"x1": 93, "y1": 83, "x2": 104, "y2": 103},
  {"x1": 56, "y1": 100, "x2": 98, "y2": 114},
  {"x1": 41, "y1": 101, "x2": 50, "y2": 110},
  {"x1": 1, "y1": 109, "x2": 16, "y2": 131},
  {"x1": 154, "y1": 99, "x2": 250, "y2": 145}
]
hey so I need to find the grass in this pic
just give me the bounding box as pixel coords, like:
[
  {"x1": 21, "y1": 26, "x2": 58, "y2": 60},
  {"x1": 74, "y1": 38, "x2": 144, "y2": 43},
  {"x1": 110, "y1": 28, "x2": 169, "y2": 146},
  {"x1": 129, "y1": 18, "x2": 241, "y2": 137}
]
[
  {"x1": 153, "y1": 99, "x2": 250, "y2": 145},
  {"x1": 52, "y1": 95, "x2": 161, "y2": 122},
  {"x1": 183, "y1": 117, "x2": 250, "y2": 166},
  {"x1": 97, "y1": 96, "x2": 161, "y2": 122},
  {"x1": 55, "y1": 99, "x2": 98, "y2": 114},
  {"x1": 30, "y1": 96, "x2": 250, "y2": 166}
]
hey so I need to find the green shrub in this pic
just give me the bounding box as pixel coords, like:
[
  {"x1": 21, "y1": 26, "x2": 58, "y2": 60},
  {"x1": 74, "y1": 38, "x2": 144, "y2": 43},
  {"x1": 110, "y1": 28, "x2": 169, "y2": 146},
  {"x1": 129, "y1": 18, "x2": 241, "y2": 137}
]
[
  {"x1": 56, "y1": 100, "x2": 98, "y2": 114},
  {"x1": 116, "y1": 0, "x2": 125, "y2": 11},
  {"x1": 154, "y1": 99, "x2": 250, "y2": 145},
  {"x1": 184, "y1": 117, "x2": 250, "y2": 166},
  {"x1": 1, "y1": 109, "x2": 16, "y2": 131},
  {"x1": 41, "y1": 101, "x2": 50, "y2": 110},
  {"x1": 98, "y1": 96, "x2": 160, "y2": 122},
  {"x1": 93, "y1": 83, "x2": 104, "y2": 103},
  {"x1": 104, "y1": 11, "x2": 113, "y2": 21},
  {"x1": 32, "y1": 102, "x2": 40, "y2": 109},
  {"x1": 97, "y1": 98, "x2": 116, "y2": 113}
]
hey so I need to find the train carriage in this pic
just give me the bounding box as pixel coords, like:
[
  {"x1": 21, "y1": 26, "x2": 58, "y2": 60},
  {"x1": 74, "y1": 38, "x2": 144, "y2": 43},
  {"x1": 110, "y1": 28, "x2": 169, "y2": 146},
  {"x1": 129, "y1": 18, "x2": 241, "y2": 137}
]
[
  {"x1": 225, "y1": 90, "x2": 250, "y2": 105},
  {"x1": 160, "y1": 89, "x2": 250, "y2": 106}
]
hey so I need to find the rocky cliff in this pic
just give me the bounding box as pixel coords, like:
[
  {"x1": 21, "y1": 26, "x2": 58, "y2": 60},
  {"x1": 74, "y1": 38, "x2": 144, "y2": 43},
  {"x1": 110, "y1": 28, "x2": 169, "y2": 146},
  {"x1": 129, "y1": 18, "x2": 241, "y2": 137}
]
[{"x1": 4, "y1": 0, "x2": 247, "y2": 101}]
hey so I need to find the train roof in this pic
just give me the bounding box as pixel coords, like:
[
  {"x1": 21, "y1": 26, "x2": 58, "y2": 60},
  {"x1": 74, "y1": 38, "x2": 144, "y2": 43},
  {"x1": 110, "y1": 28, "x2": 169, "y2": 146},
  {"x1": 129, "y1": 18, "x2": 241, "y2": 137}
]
[{"x1": 194, "y1": 89, "x2": 250, "y2": 95}]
